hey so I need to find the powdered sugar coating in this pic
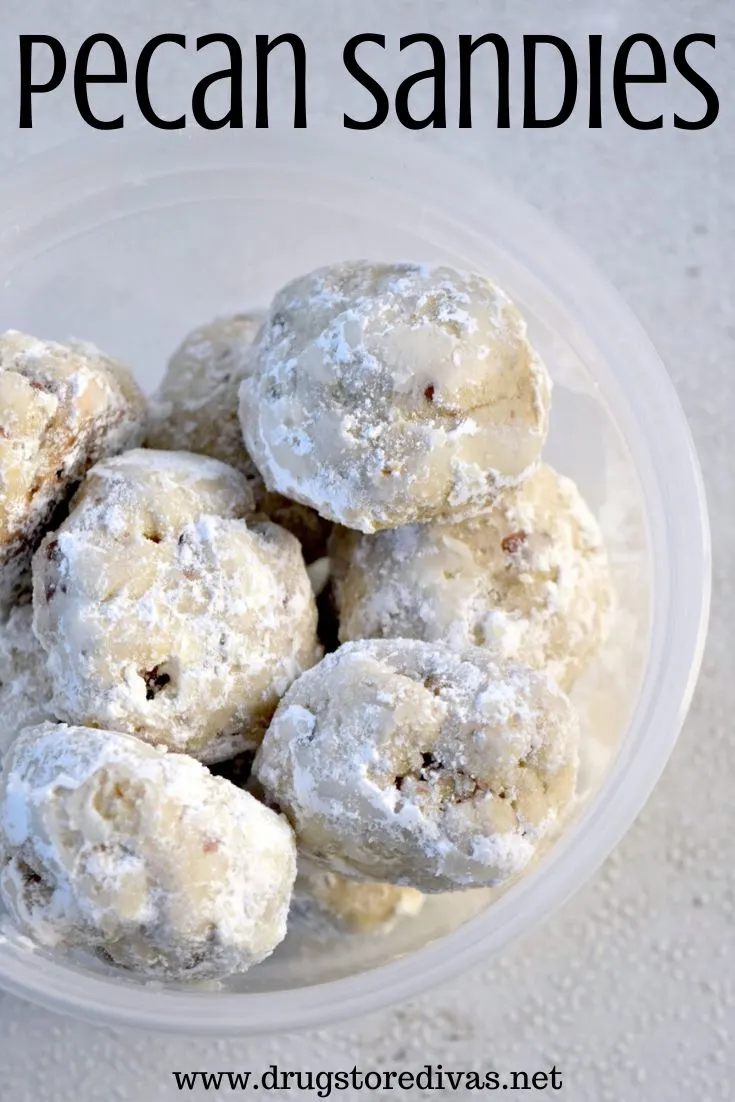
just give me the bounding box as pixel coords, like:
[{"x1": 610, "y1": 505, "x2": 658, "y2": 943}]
[
  {"x1": 32, "y1": 449, "x2": 320, "y2": 761},
  {"x1": 0, "y1": 723, "x2": 297, "y2": 980},
  {"x1": 147, "y1": 314, "x2": 330, "y2": 561},
  {"x1": 254, "y1": 639, "x2": 579, "y2": 892},
  {"x1": 240, "y1": 261, "x2": 551, "y2": 533},
  {"x1": 331, "y1": 464, "x2": 612, "y2": 690},
  {"x1": 147, "y1": 313, "x2": 264, "y2": 471},
  {"x1": 0, "y1": 605, "x2": 55, "y2": 764},
  {"x1": 0, "y1": 331, "x2": 146, "y2": 614},
  {"x1": 291, "y1": 857, "x2": 424, "y2": 938}
]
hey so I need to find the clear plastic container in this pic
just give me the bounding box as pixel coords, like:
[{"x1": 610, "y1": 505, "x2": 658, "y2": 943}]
[{"x1": 0, "y1": 129, "x2": 710, "y2": 1034}]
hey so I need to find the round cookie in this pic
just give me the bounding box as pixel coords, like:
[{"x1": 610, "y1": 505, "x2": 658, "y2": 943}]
[
  {"x1": 292, "y1": 858, "x2": 424, "y2": 938},
  {"x1": 0, "y1": 723, "x2": 297, "y2": 981},
  {"x1": 32, "y1": 449, "x2": 320, "y2": 761},
  {"x1": 0, "y1": 331, "x2": 146, "y2": 613},
  {"x1": 330, "y1": 464, "x2": 612, "y2": 690},
  {"x1": 0, "y1": 604, "x2": 55, "y2": 764},
  {"x1": 146, "y1": 313, "x2": 264, "y2": 471},
  {"x1": 146, "y1": 314, "x2": 330, "y2": 561},
  {"x1": 254, "y1": 639, "x2": 579, "y2": 892},
  {"x1": 240, "y1": 261, "x2": 551, "y2": 533}
]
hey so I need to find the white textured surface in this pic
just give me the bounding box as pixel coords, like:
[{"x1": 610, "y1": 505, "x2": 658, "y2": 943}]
[{"x1": 0, "y1": 1, "x2": 732, "y2": 1099}]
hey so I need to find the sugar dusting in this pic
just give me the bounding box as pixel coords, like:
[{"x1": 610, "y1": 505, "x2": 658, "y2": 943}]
[
  {"x1": 31, "y1": 450, "x2": 320, "y2": 761},
  {"x1": 0, "y1": 723, "x2": 297, "y2": 980},
  {"x1": 0, "y1": 331, "x2": 146, "y2": 613},
  {"x1": 331, "y1": 462, "x2": 613, "y2": 691},
  {"x1": 146, "y1": 313, "x2": 331, "y2": 562},
  {"x1": 0, "y1": 605, "x2": 55, "y2": 765},
  {"x1": 240, "y1": 261, "x2": 551, "y2": 533},
  {"x1": 255, "y1": 639, "x2": 579, "y2": 893}
]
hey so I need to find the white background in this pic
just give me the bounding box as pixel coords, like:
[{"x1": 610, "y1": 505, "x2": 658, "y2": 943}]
[{"x1": 0, "y1": 2, "x2": 732, "y2": 1099}]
